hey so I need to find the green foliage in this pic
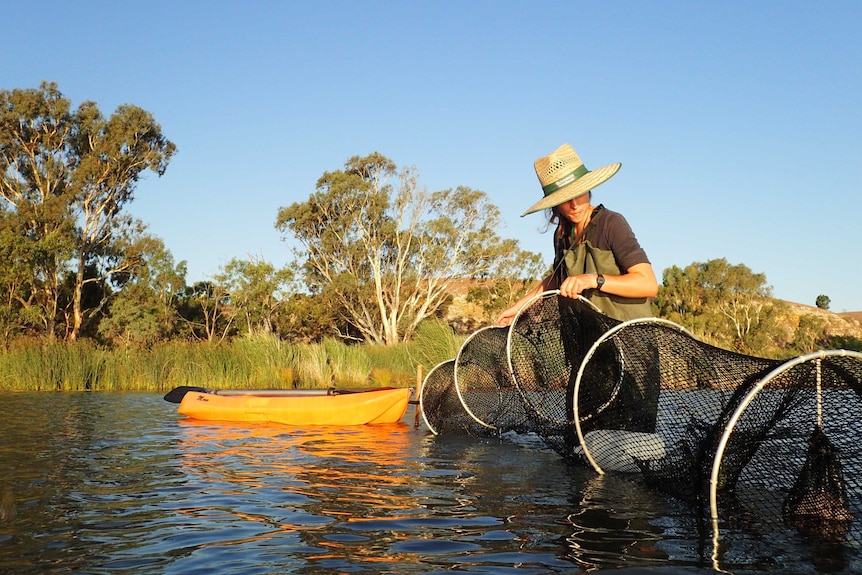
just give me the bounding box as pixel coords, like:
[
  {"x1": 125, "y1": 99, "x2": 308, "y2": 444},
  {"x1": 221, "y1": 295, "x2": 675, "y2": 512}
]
[
  {"x1": 825, "y1": 335, "x2": 862, "y2": 352},
  {"x1": 275, "y1": 292, "x2": 341, "y2": 343},
  {"x1": 98, "y1": 283, "x2": 162, "y2": 347},
  {"x1": 465, "y1": 243, "x2": 546, "y2": 323},
  {"x1": 95, "y1": 237, "x2": 188, "y2": 347},
  {"x1": 656, "y1": 258, "x2": 779, "y2": 354},
  {"x1": 361, "y1": 343, "x2": 416, "y2": 386},
  {"x1": 408, "y1": 318, "x2": 465, "y2": 370},
  {"x1": 322, "y1": 337, "x2": 372, "y2": 386},
  {"x1": 275, "y1": 152, "x2": 539, "y2": 345},
  {"x1": 0, "y1": 82, "x2": 175, "y2": 341},
  {"x1": 219, "y1": 256, "x2": 298, "y2": 337},
  {"x1": 0, "y1": 340, "x2": 104, "y2": 391},
  {"x1": 790, "y1": 314, "x2": 826, "y2": 355},
  {"x1": 177, "y1": 280, "x2": 236, "y2": 343},
  {"x1": 816, "y1": 294, "x2": 831, "y2": 310}
]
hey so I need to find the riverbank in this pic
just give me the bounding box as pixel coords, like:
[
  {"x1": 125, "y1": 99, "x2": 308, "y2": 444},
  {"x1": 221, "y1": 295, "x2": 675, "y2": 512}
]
[{"x1": 0, "y1": 321, "x2": 464, "y2": 392}]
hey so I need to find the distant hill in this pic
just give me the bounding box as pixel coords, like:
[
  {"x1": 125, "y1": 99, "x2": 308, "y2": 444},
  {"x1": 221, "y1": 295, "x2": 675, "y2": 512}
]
[
  {"x1": 841, "y1": 311, "x2": 862, "y2": 324},
  {"x1": 443, "y1": 282, "x2": 862, "y2": 344},
  {"x1": 778, "y1": 300, "x2": 862, "y2": 340}
]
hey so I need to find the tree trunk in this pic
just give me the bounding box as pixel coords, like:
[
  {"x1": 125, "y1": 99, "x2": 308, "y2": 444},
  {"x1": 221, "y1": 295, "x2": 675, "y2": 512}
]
[{"x1": 69, "y1": 255, "x2": 85, "y2": 341}]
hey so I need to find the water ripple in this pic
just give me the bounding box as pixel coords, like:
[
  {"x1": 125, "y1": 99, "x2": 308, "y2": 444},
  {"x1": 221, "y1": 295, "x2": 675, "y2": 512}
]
[{"x1": 1, "y1": 392, "x2": 854, "y2": 573}]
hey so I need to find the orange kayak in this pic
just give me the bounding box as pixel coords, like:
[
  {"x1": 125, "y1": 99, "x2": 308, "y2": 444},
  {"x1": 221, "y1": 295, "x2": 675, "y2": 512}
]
[{"x1": 175, "y1": 387, "x2": 413, "y2": 426}]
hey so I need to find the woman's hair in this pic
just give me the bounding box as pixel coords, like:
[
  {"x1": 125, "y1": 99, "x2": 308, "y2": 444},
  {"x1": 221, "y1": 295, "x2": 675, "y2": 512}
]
[{"x1": 550, "y1": 208, "x2": 572, "y2": 248}]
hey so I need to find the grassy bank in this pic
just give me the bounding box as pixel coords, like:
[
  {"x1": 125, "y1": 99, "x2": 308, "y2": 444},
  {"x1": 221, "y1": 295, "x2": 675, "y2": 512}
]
[{"x1": 0, "y1": 320, "x2": 465, "y2": 392}]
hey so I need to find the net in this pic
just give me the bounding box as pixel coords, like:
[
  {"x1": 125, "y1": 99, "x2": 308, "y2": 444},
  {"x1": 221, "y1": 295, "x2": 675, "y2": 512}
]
[
  {"x1": 506, "y1": 292, "x2": 618, "y2": 454},
  {"x1": 419, "y1": 290, "x2": 862, "y2": 548},
  {"x1": 574, "y1": 317, "x2": 779, "y2": 496},
  {"x1": 707, "y1": 351, "x2": 862, "y2": 544},
  {"x1": 454, "y1": 325, "x2": 530, "y2": 432},
  {"x1": 419, "y1": 359, "x2": 490, "y2": 436}
]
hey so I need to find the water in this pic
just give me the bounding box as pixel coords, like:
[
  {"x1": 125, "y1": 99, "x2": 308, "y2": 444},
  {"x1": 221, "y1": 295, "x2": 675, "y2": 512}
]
[{"x1": 0, "y1": 393, "x2": 855, "y2": 574}]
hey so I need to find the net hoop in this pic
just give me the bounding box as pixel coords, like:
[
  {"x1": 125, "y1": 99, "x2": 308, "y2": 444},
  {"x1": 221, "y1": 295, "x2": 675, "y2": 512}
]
[
  {"x1": 571, "y1": 316, "x2": 694, "y2": 474},
  {"x1": 454, "y1": 325, "x2": 520, "y2": 431},
  {"x1": 505, "y1": 290, "x2": 601, "y2": 424},
  {"x1": 419, "y1": 358, "x2": 457, "y2": 435},
  {"x1": 708, "y1": 349, "x2": 862, "y2": 535}
]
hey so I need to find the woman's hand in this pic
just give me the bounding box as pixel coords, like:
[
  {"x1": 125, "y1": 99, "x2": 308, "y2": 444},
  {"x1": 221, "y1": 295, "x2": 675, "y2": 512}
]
[
  {"x1": 496, "y1": 306, "x2": 517, "y2": 327},
  {"x1": 558, "y1": 263, "x2": 658, "y2": 300},
  {"x1": 558, "y1": 274, "x2": 595, "y2": 299}
]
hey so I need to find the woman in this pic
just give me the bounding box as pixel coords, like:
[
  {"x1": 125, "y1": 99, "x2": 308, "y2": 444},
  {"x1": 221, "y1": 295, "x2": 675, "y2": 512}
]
[
  {"x1": 498, "y1": 143, "x2": 662, "y2": 436},
  {"x1": 497, "y1": 143, "x2": 658, "y2": 326}
]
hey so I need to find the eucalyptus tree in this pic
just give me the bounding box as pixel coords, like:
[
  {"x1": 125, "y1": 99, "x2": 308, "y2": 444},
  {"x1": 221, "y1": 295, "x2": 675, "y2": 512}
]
[
  {"x1": 657, "y1": 258, "x2": 779, "y2": 352},
  {"x1": 0, "y1": 83, "x2": 76, "y2": 338},
  {"x1": 179, "y1": 280, "x2": 235, "y2": 344},
  {"x1": 276, "y1": 152, "x2": 532, "y2": 345},
  {"x1": 98, "y1": 236, "x2": 188, "y2": 347},
  {"x1": 0, "y1": 82, "x2": 175, "y2": 340},
  {"x1": 219, "y1": 256, "x2": 298, "y2": 337}
]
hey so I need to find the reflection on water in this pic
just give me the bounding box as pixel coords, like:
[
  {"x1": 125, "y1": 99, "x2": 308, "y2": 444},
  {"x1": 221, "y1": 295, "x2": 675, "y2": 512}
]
[{"x1": 0, "y1": 392, "x2": 858, "y2": 574}]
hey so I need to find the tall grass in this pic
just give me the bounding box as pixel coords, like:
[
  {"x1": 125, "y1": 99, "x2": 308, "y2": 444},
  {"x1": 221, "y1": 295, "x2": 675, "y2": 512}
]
[{"x1": 0, "y1": 318, "x2": 465, "y2": 392}]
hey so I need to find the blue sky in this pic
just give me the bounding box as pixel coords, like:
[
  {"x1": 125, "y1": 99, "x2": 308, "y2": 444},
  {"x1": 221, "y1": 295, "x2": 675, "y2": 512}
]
[{"x1": 5, "y1": 1, "x2": 861, "y2": 311}]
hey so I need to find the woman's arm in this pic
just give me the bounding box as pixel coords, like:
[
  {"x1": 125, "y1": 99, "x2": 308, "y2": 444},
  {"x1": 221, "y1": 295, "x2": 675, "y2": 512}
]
[
  {"x1": 558, "y1": 261, "x2": 658, "y2": 300},
  {"x1": 495, "y1": 273, "x2": 558, "y2": 326}
]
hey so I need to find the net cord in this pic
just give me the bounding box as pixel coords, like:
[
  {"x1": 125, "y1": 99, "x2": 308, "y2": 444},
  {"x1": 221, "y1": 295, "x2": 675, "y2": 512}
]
[
  {"x1": 571, "y1": 317, "x2": 695, "y2": 474},
  {"x1": 816, "y1": 359, "x2": 823, "y2": 428},
  {"x1": 707, "y1": 349, "x2": 862, "y2": 530}
]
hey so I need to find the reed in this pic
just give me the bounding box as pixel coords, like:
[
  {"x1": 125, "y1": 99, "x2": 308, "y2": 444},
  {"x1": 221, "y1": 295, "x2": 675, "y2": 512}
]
[
  {"x1": 292, "y1": 342, "x2": 333, "y2": 388},
  {"x1": 0, "y1": 340, "x2": 106, "y2": 391},
  {"x1": 408, "y1": 318, "x2": 465, "y2": 369},
  {"x1": 322, "y1": 338, "x2": 372, "y2": 387},
  {"x1": 0, "y1": 318, "x2": 469, "y2": 392}
]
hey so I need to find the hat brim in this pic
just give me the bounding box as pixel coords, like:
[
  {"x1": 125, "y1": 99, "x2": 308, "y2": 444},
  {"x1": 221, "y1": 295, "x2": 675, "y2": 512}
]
[{"x1": 521, "y1": 162, "x2": 621, "y2": 216}]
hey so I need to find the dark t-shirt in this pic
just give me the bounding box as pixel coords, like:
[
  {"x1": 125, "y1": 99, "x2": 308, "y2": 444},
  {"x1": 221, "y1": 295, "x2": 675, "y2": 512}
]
[
  {"x1": 554, "y1": 204, "x2": 650, "y2": 274},
  {"x1": 554, "y1": 204, "x2": 653, "y2": 321}
]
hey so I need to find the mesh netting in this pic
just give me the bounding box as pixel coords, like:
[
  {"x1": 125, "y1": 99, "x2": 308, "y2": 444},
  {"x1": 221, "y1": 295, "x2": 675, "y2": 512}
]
[
  {"x1": 419, "y1": 359, "x2": 490, "y2": 436},
  {"x1": 574, "y1": 318, "x2": 780, "y2": 491},
  {"x1": 419, "y1": 290, "x2": 862, "y2": 548},
  {"x1": 455, "y1": 326, "x2": 531, "y2": 432},
  {"x1": 707, "y1": 351, "x2": 862, "y2": 544},
  {"x1": 506, "y1": 292, "x2": 618, "y2": 454}
]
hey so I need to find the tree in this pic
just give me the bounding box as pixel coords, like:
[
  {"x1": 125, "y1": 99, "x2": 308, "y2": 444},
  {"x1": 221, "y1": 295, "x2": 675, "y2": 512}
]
[
  {"x1": 98, "y1": 237, "x2": 187, "y2": 347},
  {"x1": 816, "y1": 294, "x2": 831, "y2": 310},
  {"x1": 656, "y1": 258, "x2": 777, "y2": 353},
  {"x1": 0, "y1": 213, "x2": 33, "y2": 347},
  {"x1": 179, "y1": 280, "x2": 235, "y2": 344},
  {"x1": 0, "y1": 82, "x2": 175, "y2": 340},
  {"x1": 791, "y1": 314, "x2": 825, "y2": 355},
  {"x1": 275, "y1": 152, "x2": 536, "y2": 345},
  {"x1": 465, "y1": 241, "x2": 546, "y2": 324},
  {"x1": 97, "y1": 282, "x2": 162, "y2": 347},
  {"x1": 219, "y1": 256, "x2": 298, "y2": 336},
  {"x1": 0, "y1": 83, "x2": 76, "y2": 339}
]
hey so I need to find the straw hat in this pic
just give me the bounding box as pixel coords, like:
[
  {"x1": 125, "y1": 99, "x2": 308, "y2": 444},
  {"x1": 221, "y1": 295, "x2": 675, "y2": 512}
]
[{"x1": 522, "y1": 144, "x2": 621, "y2": 216}]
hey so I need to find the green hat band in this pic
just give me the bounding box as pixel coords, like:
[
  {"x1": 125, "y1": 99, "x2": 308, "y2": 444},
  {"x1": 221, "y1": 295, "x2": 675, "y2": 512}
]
[{"x1": 541, "y1": 165, "x2": 589, "y2": 196}]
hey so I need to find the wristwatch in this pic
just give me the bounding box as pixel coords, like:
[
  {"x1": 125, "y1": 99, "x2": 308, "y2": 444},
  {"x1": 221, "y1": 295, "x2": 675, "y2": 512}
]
[{"x1": 596, "y1": 273, "x2": 605, "y2": 291}]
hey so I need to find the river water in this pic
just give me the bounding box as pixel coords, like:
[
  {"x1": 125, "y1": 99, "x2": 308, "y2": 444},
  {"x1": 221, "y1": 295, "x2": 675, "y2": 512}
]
[{"x1": 0, "y1": 392, "x2": 856, "y2": 574}]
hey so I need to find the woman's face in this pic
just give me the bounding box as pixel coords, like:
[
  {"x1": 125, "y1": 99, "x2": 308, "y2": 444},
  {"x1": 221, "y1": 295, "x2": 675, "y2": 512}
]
[{"x1": 555, "y1": 192, "x2": 592, "y2": 225}]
